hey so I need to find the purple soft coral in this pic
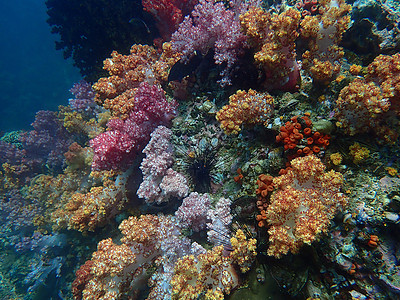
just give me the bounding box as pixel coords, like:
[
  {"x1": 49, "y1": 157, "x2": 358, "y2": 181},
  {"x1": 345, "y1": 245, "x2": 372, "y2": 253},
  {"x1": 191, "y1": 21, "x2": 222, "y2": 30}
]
[
  {"x1": 19, "y1": 110, "x2": 74, "y2": 172},
  {"x1": 68, "y1": 80, "x2": 97, "y2": 117},
  {"x1": 171, "y1": 0, "x2": 247, "y2": 85}
]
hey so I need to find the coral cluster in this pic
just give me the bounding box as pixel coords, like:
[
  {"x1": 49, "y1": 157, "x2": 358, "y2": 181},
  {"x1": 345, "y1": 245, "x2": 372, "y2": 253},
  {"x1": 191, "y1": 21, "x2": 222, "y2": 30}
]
[
  {"x1": 137, "y1": 125, "x2": 189, "y2": 204},
  {"x1": 74, "y1": 214, "x2": 191, "y2": 300},
  {"x1": 275, "y1": 114, "x2": 330, "y2": 161},
  {"x1": 255, "y1": 173, "x2": 274, "y2": 227},
  {"x1": 175, "y1": 192, "x2": 210, "y2": 232},
  {"x1": 19, "y1": 110, "x2": 75, "y2": 172},
  {"x1": 295, "y1": 0, "x2": 321, "y2": 16},
  {"x1": 52, "y1": 169, "x2": 132, "y2": 232},
  {"x1": 93, "y1": 44, "x2": 180, "y2": 119},
  {"x1": 4, "y1": 1, "x2": 400, "y2": 299},
  {"x1": 170, "y1": 229, "x2": 256, "y2": 299},
  {"x1": 349, "y1": 142, "x2": 370, "y2": 164},
  {"x1": 142, "y1": 0, "x2": 198, "y2": 40},
  {"x1": 366, "y1": 53, "x2": 400, "y2": 113},
  {"x1": 90, "y1": 82, "x2": 177, "y2": 171},
  {"x1": 262, "y1": 155, "x2": 348, "y2": 258},
  {"x1": 240, "y1": 6, "x2": 302, "y2": 90},
  {"x1": 335, "y1": 78, "x2": 390, "y2": 135},
  {"x1": 207, "y1": 196, "x2": 233, "y2": 247},
  {"x1": 216, "y1": 89, "x2": 274, "y2": 134},
  {"x1": 171, "y1": 0, "x2": 247, "y2": 85},
  {"x1": 335, "y1": 53, "x2": 400, "y2": 143},
  {"x1": 300, "y1": 0, "x2": 352, "y2": 82},
  {"x1": 68, "y1": 80, "x2": 96, "y2": 117}
]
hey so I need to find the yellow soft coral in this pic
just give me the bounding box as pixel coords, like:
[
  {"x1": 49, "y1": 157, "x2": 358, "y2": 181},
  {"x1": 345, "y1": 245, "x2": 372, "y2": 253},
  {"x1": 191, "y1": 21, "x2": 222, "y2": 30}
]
[
  {"x1": 230, "y1": 229, "x2": 257, "y2": 273},
  {"x1": 349, "y1": 142, "x2": 370, "y2": 164}
]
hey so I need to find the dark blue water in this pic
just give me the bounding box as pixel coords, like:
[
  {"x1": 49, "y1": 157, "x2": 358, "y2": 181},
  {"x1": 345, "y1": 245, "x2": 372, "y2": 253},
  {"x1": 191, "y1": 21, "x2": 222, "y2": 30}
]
[{"x1": 0, "y1": 0, "x2": 81, "y2": 132}]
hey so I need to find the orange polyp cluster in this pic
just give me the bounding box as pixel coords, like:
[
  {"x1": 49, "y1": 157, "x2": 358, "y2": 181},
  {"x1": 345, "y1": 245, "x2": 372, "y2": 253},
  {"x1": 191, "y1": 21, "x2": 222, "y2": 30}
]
[
  {"x1": 348, "y1": 263, "x2": 357, "y2": 275},
  {"x1": 255, "y1": 174, "x2": 274, "y2": 227},
  {"x1": 256, "y1": 211, "x2": 268, "y2": 228},
  {"x1": 256, "y1": 174, "x2": 274, "y2": 197},
  {"x1": 278, "y1": 166, "x2": 292, "y2": 175},
  {"x1": 367, "y1": 235, "x2": 379, "y2": 248},
  {"x1": 234, "y1": 168, "x2": 244, "y2": 184},
  {"x1": 276, "y1": 114, "x2": 330, "y2": 160}
]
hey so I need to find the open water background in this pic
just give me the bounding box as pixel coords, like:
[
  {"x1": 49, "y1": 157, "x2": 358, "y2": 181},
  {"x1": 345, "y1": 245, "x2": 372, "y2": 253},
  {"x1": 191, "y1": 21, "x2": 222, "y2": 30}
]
[{"x1": 0, "y1": 0, "x2": 81, "y2": 132}]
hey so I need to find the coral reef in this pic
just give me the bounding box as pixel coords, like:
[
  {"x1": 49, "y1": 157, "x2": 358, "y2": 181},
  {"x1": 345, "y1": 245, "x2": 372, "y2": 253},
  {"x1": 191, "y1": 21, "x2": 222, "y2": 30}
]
[
  {"x1": 300, "y1": 0, "x2": 352, "y2": 83},
  {"x1": 3, "y1": 1, "x2": 400, "y2": 299}
]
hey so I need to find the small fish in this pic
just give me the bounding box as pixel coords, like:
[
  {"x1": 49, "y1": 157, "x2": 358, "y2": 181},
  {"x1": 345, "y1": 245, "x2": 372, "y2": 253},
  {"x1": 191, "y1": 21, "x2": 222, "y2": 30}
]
[
  {"x1": 128, "y1": 18, "x2": 150, "y2": 34},
  {"x1": 168, "y1": 52, "x2": 203, "y2": 82},
  {"x1": 168, "y1": 51, "x2": 215, "y2": 82}
]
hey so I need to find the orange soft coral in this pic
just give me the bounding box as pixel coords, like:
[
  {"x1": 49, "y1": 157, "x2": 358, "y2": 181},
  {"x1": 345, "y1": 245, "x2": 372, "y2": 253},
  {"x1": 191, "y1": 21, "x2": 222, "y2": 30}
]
[
  {"x1": 265, "y1": 155, "x2": 347, "y2": 258},
  {"x1": 171, "y1": 229, "x2": 256, "y2": 299},
  {"x1": 81, "y1": 228, "x2": 144, "y2": 299},
  {"x1": 78, "y1": 214, "x2": 188, "y2": 300},
  {"x1": 335, "y1": 54, "x2": 400, "y2": 143},
  {"x1": 335, "y1": 78, "x2": 391, "y2": 136},
  {"x1": 366, "y1": 53, "x2": 400, "y2": 114},
  {"x1": 240, "y1": 7, "x2": 301, "y2": 90},
  {"x1": 93, "y1": 43, "x2": 180, "y2": 119},
  {"x1": 216, "y1": 89, "x2": 274, "y2": 134},
  {"x1": 300, "y1": 0, "x2": 351, "y2": 83},
  {"x1": 255, "y1": 173, "x2": 275, "y2": 227}
]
